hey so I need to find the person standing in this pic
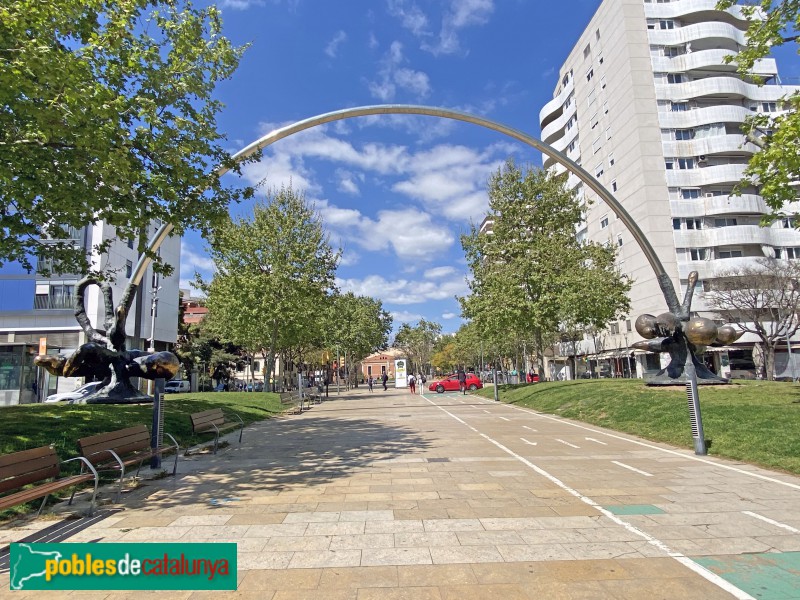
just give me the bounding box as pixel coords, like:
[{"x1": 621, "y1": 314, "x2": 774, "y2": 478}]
[
  {"x1": 457, "y1": 367, "x2": 467, "y2": 395},
  {"x1": 407, "y1": 372, "x2": 416, "y2": 394},
  {"x1": 382, "y1": 371, "x2": 388, "y2": 391},
  {"x1": 367, "y1": 375, "x2": 374, "y2": 392}
]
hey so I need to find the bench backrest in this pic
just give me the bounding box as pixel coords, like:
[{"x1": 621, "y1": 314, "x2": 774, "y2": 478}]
[
  {"x1": 78, "y1": 425, "x2": 150, "y2": 462},
  {"x1": 279, "y1": 391, "x2": 297, "y2": 403},
  {"x1": 190, "y1": 408, "x2": 226, "y2": 432},
  {"x1": 0, "y1": 446, "x2": 60, "y2": 495}
]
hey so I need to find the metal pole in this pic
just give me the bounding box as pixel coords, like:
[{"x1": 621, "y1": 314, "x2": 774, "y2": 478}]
[
  {"x1": 150, "y1": 378, "x2": 165, "y2": 468},
  {"x1": 336, "y1": 345, "x2": 340, "y2": 395},
  {"x1": 492, "y1": 363, "x2": 499, "y2": 402},
  {"x1": 147, "y1": 286, "x2": 161, "y2": 396},
  {"x1": 683, "y1": 344, "x2": 707, "y2": 455}
]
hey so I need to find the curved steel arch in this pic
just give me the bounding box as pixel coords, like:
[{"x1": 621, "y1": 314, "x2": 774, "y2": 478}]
[{"x1": 132, "y1": 104, "x2": 680, "y2": 313}]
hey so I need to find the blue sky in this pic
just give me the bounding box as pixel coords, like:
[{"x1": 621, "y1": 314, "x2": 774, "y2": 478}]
[{"x1": 179, "y1": 0, "x2": 799, "y2": 334}]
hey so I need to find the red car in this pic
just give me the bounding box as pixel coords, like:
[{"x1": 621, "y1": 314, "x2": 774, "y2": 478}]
[{"x1": 428, "y1": 373, "x2": 483, "y2": 393}]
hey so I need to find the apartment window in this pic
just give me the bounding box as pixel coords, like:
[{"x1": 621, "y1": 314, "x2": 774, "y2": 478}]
[
  {"x1": 126, "y1": 237, "x2": 134, "y2": 249},
  {"x1": 671, "y1": 101, "x2": 689, "y2": 112},
  {"x1": 596, "y1": 29, "x2": 601, "y2": 41},
  {"x1": 681, "y1": 188, "x2": 701, "y2": 199},
  {"x1": 562, "y1": 72, "x2": 570, "y2": 86},
  {"x1": 603, "y1": 100, "x2": 609, "y2": 114},
  {"x1": 664, "y1": 46, "x2": 681, "y2": 57},
  {"x1": 647, "y1": 20, "x2": 656, "y2": 30},
  {"x1": 587, "y1": 89, "x2": 596, "y2": 106},
  {"x1": 152, "y1": 273, "x2": 159, "y2": 288},
  {"x1": 591, "y1": 113, "x2": 599, "y2": 128},
  {"x1": 605, "y1": 126, "x2": 612, "y2": 140},
  {"x1": 600, "y1": 76, "x2": 606, "y2": 89},
  {"x1": 608, "y1": 153, "x2": 615, "y2": 167},
  {"x1": 761, "y1": 102, "x2": 777, "y2": 112},
  {"x1": 673, "y1": 218, "x2": 681, "y2": 230},
  {"x1": 586, "y1": 68, "x2": 594, "y2": 82},
  {"x1": 678, "y1": 157, "x2": 695, "y2": 169},
  {"x1": 596, "y1": 163, "x2": 604, "y2": 178},
  {"x1": 610, "y1": 322, "x2": 620, "y2": 335},
  {"x1": 600, "y1": 216, "x2": 609, "y2": 229},
  {"x1": 659, "y1": 20, "x2": 675, "y2": 29},
  {"x1": 686, "y1": 218, "x2": 702, "y2": 230},
  {"x1": 567, "y1": 139, "x2": 578, "y2": 153},
  {"x1": 125, "y1": 260, "x2": 133, "y2": 278},
  {"x1": 611, "y1": 180, "x2": 618, "y2": 192},
  {"x1": 718, "y1": 249, "x2": 743, "y2": 259},
  {"x1": 689, "y1": 248, "x2": 707, "y2": 260},
  {"x1": 564, "y1": 93, "x2": 573, "y2": 109},
  {"x1": 626, "y1": 319, "x2": 632, "y2": 332},
  {"x1": 598, "y1": 54, "x2": 604, "y2": 64},
  {"x1": 675, "y1": 129, "x2": 693, "y2": 140},
  {"x1": 617, "y1": 234, "x2": 623, "y2": 246},
  {"x1": 667, "y1": 73, "x2": 684, "y2": 84},
  {"x1": 665, "y1": 159, "x2": 674, "y2": 170},
  {"x1": 782, "y1": 218, "x2": 796, "y2": 228},
  {"x1": 714, "y1": 217, "x2": 738, "y2": 227},
  {"x1": 35, "y1": 282, "x2": 77, "y2": 310},
  {"x1": 776, "y1": 247, "x2": 800, "y2": 259},
  {"x1": 592, "y1": 138, "x2": 602, "y2": 154},
  {"x1": 584, "y1": 44, "x2": 591, "y2": 58}
]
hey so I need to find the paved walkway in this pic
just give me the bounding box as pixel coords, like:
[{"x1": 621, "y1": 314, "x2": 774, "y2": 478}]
[{"x1": 2, "y1": 385, "x2": 800, "y2": 599}]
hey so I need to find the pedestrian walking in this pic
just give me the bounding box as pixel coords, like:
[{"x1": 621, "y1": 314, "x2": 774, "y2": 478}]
[
  {"x1": 457, "y1": 367, "x2": 467, "y2": 395},
  {"x1": 382, "y1": 372, "x2": 388, "y2": 391},
  {"x1": 407, "y1": 372, "x2": 416, "y2": 394},
  {"x1": 368, "y1": 375, "x2": 374, "y2": 392}
]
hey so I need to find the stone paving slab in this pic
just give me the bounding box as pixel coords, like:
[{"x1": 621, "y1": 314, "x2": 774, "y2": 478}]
[{"x1": 2, "y1": 386, "x2": 800, "y2": 598}]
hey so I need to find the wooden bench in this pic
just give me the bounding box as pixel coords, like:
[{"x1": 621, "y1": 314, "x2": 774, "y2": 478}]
[
  {"x1": 189, "y1": 408, "x2": 244, "y2": 454},
  {"x1": 76, "y1": 425, "x2": 179, "y2": 502},
  {"x1": 0, "y1": 446, "x2": 99, "y2": 516},
  {"x1": 279, "y1": 390, "x2": 306, "y2": 414}
]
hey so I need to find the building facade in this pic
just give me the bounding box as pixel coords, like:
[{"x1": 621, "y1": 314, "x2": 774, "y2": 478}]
[
  {"x1": 536, "y1": 0, "x2": 800, "y2": 379},
  {"x1": 0, "y1": 221, "x2": 181, "y2": 405}
]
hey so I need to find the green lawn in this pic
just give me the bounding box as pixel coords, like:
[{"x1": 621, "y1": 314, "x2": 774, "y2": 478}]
[{"x1": 475, "y1": 379, "x2": 800, "y2": 475}]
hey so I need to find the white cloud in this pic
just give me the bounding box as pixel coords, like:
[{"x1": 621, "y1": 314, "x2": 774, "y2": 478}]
[
  {"x1": 180, "y1": 240, "x2": 215, "y2": 274},
  {"x1": 442, "y1": 312, "x2": 458, "y2": 319},
  {"x1": 387, "y1": 0, "x2": 430, "y2": 36},
  {"x1": 390, "y1": 310, "x2": 425, "y2": 324},
  {"x1": 324, "y1": 30, "x2": 348, "y2": 58},
  {"x1": 367, "y1": 41, "x2": 431, "y2": 102},
  {"x1": 424, "y1": 266, "x2": 456, "y2": 279},
  {"x1": 335, "y1": 169, "x2": 362, "y2": 195},
  {"x1": 368, "y1": 32, "x2": 379, "y2": 49},
  {"x1": 220, "y1": 0, "x2": 264, "y2": 9},
  {"x1": 336, "y1": 272, "x2": 468, "y2": 305}
]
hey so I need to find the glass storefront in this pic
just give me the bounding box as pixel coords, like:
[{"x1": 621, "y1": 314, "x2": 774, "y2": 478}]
[{"x1": 0, "y1": 344, "x2": 38, "y2": 406}]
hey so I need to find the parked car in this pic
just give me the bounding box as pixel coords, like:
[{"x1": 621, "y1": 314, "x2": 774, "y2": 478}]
[
  {"x1": 164, "y1": 380, "x2": 190, "y2": 393},
  {"x1": 428, "y1": 373, "x2": 483, "y2": 393},
  {"x1": 44, "y1": 381, "x2": 103, "y2": 403}
]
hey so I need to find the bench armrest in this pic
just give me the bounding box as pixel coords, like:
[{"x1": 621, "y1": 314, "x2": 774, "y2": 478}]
[
  {"x1": 230, "y1": 412, "x2": 244, "y2": 427},
  {"x1": 63, "y1": 456, "x2": 99, "y2": 481},
  {"x1": 85, "y1": 448, "x2": 125, "y2": 472},
  {"x1": 162, "y1": 432, "x2": 180, "y2": 452}
]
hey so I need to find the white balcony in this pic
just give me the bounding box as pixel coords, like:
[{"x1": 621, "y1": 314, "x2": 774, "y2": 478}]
[
  {"x1": 670, "y1": 194, "x2": 767, "y2": 218},
  {"x1": 665, "y1": 163, "x2": 747, "y2": 187},
  {"x1": 648, "y1": 21, "x2": 747, "y2": 48},
  {"x1": 674, "y1": 224, "x2": 778, "y2": 247},
  {"x1": 677, "y1": 256, "x2": 770, "y2": 279},
  {"x1": 644, "y1": 0, "x2": 749, "y2": 21},
  {"x1": 541, "y1": 102, "x2": 577, "y2": 145},
  {"x1": 662, "y1": 134, "x2": 759, "y2": 158},
  {"x1": 658, "y1": 104, "x2": 753, "y2": 129},
  {"x1": 656, "y1": 77, "x2": 800, "y2": 103},
  {"x1": 539, "y1": 78, "x2": 574, "y2": 129}
]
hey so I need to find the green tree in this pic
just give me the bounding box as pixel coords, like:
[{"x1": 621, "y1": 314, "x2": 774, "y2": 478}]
[
  {"x1": 0, "y1": 0, "x2": 256, "y2": 276},
  {"x1": 324, "y1": 292, "x2": 393, "y2": 381},
  {"x1": 716, "y1": 0, "x2": 800, "y2": 217},
  {"x1": 460, "y1": 160, "x2": 631, "y2": 374},
  {"x1": 200, "y1": 186, "x2": 340, "y2": 390},
  {"x1": 175, "y1": 318, "x2": 243, "y2": 386},
  {"x1": 394, "y1": 319, "x2": 442, "y2": 374}
]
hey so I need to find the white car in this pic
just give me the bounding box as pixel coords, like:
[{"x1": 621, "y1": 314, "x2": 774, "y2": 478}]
[
  {"x1": 44, "y1": 381, "x2": 103, "y2": 403},
  {"x1": 164, "y1": 380, "x2": 190, "y2": 393}
]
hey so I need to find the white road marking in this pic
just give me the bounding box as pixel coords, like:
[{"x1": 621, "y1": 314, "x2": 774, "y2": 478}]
[
  {"x1": 612, "y1": 460, "x2": 653, "y2": 477},
  {"x1": 505, "y1": 404, "x2": 800, "y2": 491},
  {"x1": 499, "y1": 416, "x2": 511, "y2": 421},
  {"x1": 585, "y1": 437, "x2": 607, "y2": 445},
  {"x1": 421, "y1": 396, "x2": 755, "y2": 600},
  {"x1": 482, "y1": 410, "x2": 491, "y2": 414},
  {"x1": 555, "y1": 438, "x2": 580, "y2": 449},
  {"x1": 522, "y1": 425, "x2": 537, "y2": 432},
  {"x1": 742, "y1": 510, "x2": 800, "y2": 533},
  {"x1": 520, "y1": 437, "x2": 537, "y2": 446}
]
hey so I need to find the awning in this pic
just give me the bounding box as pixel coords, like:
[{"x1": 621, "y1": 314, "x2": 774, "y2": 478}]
[{"x1": 705, "y1": 346, "x2": 738, "y2": 353}]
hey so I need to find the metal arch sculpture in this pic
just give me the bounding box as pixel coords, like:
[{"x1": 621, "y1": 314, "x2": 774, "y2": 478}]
[{"x1": 122, "y1": 104, "x2": 736, "y2": 452}]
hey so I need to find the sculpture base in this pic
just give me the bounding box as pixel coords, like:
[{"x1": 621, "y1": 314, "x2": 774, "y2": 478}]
[
  {"x1": 75, "y1": 382, "x2": 154, "y2": 405},
  {"x1": 646, "y1": 374, "x2": 729, "y2": 386}
]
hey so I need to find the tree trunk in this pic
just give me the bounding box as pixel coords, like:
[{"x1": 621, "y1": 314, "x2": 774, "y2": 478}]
[{"x1": 765, "y1": 343, "x2": 776, "y2": 381}]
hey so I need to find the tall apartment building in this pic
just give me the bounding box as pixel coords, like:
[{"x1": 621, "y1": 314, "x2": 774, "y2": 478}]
[
  {"x1": 0, "y1": 221, "x2": 181, "y2": 405},
  {"x1": 537, "y1": 0, "x2": 800, "y2": 379}
]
